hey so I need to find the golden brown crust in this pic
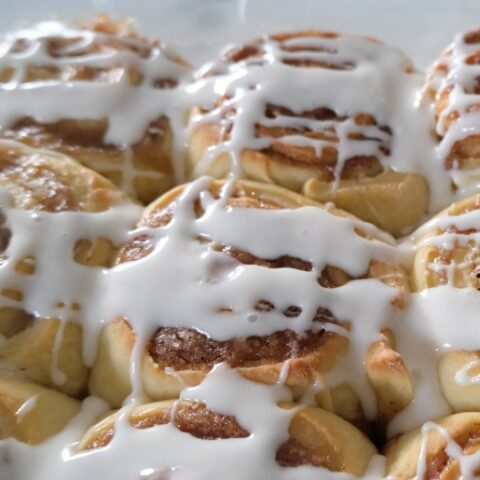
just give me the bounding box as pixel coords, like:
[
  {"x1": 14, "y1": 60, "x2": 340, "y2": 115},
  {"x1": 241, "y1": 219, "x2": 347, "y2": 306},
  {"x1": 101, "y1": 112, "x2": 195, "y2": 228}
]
[
  {"x1": 438, "y1": 350, "x2": 480, "y2": 413},
  {"x1": 366, "y1": 331, "x2": 414, "y2": 422}
]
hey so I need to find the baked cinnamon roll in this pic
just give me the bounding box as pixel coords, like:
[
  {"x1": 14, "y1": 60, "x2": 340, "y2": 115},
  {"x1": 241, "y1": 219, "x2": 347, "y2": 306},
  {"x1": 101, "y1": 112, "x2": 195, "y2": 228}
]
[
  {"x1": 187, "y1": 31, "x2": 428, "y2": 236},
  {"x1": 424, "y1": 29, "x2": 480, "y2": 197},
  {"x1": 412, "y1": 194, "x2": 480, "y2": 291},
  {"x1": 411, "y1": 194, "x2": 480, "y2": 414},
  {"x1": 79, "y1": 400, "x2": 377, "y2": 476},
  {"x1": 0, "y1": 16, "x2": 191, "y2": 203},
  {"x1": 385, "y1": 413, "x2": 480, "y2": 479},
  {"x1": 90, "y1": 179, "x2": 412, "y2": 423},
  {"x1": 0, "y1": 374, "x2": 80, "y2": 444},
  {"x1": 0, "y1": 140, "x2": 134, "y2": 397}
]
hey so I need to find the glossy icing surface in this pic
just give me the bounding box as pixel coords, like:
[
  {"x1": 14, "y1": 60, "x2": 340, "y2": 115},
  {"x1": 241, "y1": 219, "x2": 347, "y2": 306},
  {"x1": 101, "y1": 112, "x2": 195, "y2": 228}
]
[{"x1": 1, "y1": 8, "x2": 480, "y2": 479}]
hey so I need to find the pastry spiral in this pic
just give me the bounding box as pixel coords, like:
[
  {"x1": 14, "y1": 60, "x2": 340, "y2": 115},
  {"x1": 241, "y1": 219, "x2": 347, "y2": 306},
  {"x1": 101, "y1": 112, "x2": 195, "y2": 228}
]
[
  {"x1": 0, "y1": 16, "x2": 190, "y2": 203},
  {"x1": 79, "y1": 400, "x2": 377, "y2": 476},
  {"x1": 385, "y1": 412, "x2": 480, "y2": 479},
  {"x1": 187, "y1": 30, "x2": 429, "y2": 236},
  {"x1": 89, "y1": 179, "x2": 412, "y2": 424},
  {"x1": 0, "y1": 15, "x2": 477, "y2": 480},
  {"x1": 425, "y1": 29, "x2": 480, "y2": 196},
  {"x1": 411, "y1": 194, "x2": 480, "y2": 414}
]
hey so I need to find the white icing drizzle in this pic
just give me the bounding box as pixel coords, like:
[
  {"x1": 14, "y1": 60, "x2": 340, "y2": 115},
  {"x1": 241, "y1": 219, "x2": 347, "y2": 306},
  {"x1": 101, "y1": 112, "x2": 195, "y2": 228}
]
[
  {"x1": 0, "y1": 201, "x2": 143, "y2": 364},
  {"x1": 14, "y1": 394, "x2": 39, "y2": 419},
  {"x1": 0, "y1": 163, "x2": 401, "y2": 478},
  {"x1": 387, "y1": 286, "x2": 480, "y2": 436},
  {"x1": 1, "y1": 18, "x2": 480, "y2": 480},
  {"x1": 189, "y1": 32, "x2": 452, "y2": 212},
  {"x1": 50, "y1": 319, "x2": 67, "y2": 385},
  {"x1": 427, "y1": 30, "x2": 480, "y2": 200},
  {"x1": 387, "y1": 205, "x2": 480, "y2": 437},
  {"x1": 455, "y1": 359, "x2": 480, "y2": 385},
  {"x1": 412, "y1": 421, "x2": 480, "y2": 480},
  {"x1": 0, "y1": 366, "x2": 386, "y2": 480},
  {"x1": 0, "y1": 20, "x2": 192, "y2": 185},
  {"x1": 0, "y1": 20, "x2": 190, "y2": 146}
]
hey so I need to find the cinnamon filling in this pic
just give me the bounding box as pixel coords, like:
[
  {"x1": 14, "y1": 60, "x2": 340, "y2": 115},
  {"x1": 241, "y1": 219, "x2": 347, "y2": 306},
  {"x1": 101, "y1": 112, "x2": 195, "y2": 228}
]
[
  {"x1": 427, "y1": 224, "x2": 480, "y2": 288},
  {"x1": 276, "y1": 438, "x2": 336, "y2": 469},
  {"x1": 256, "y1": 105, "x2": 389, "y2": 178},
  {"x1": 83, "y1": 402, "x2": 333, "y2": 469},
  {"x1": 118, "y1": 190, "x2": 360, "y2": 289},
  {"x1": 83, "y1": 402, "x2": 249, "y2": 451},
  {"x1": 148, "y1": 324, "x2": 335, "y2": 369},
  {"x1": 4, "y1": 116, "x2": 170, "y2": 152},
  {"x1": 134, "y1": 403, "x2": 249, "y2": 440},
  {"x1": 465, "y1": 30, "x2": 480, "y2": 44},
  {"x1": 200, "y1": 33, "x2": 394, "y2": 180},
  {"x1": 220, "y1": 31, "x2": 354, "y2": 72}
]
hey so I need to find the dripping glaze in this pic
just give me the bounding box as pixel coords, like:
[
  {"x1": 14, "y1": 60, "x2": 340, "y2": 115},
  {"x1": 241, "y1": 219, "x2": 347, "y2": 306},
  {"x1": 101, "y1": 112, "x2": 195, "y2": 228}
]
[{"x1": 1, "y1": 17, "x2": 480, "y2": 480}]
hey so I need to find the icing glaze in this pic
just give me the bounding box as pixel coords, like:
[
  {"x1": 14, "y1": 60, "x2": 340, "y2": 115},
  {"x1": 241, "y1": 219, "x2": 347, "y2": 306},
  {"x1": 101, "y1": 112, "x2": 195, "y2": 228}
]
[{"x1": 0, "y1": 15, "x2": 480, "y2": 480}]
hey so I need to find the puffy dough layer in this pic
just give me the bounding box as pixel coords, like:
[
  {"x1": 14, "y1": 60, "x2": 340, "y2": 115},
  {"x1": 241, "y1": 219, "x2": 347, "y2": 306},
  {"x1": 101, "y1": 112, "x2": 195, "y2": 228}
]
[
  {"x1": 0, "y1": 374, "x2": 80, "y2": 444},
  {"x1": 187, "y1": 30, "x2": 428, "y2": 236},
  {"x1": 79, "y1": 399, "x2": 377, "y2": 476},
  {"x1": 89, "y1": 179, "x2": 412, "y2": 424}
]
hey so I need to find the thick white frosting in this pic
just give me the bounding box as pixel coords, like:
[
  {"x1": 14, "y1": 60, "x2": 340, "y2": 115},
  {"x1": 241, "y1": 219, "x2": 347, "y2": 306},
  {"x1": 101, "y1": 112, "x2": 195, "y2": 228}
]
[{"x1": 0, "y1": 19, "x2": 480, "y2": 480}]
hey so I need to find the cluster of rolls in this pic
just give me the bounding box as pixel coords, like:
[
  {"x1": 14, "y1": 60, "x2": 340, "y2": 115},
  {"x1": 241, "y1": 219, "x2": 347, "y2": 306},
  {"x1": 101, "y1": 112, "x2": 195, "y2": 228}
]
[{"x1": 2, "y1": 15, "x2": 480, "y2": 480}]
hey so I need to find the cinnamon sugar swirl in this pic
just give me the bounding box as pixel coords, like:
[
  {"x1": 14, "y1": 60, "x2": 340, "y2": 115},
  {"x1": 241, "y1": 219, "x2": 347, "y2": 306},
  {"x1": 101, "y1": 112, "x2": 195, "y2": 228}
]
[
  {"x1": 1, "y1": 12, "x2": 480, "y2": 480},
  {"x1": 0, "y1": 16, "x2": 191, "y2": 203},
  {"x1": 79, "y1": 399, "x2": 377, "y2": 476},
  {"x1": 386, "y1": 413, "x2": 480, "y2": 479},
  {"x1": 410, "y1": 194, "x2": 480, "y2": 415},
  {"x1": 89, "y1": 179, "x2": 412, "y2": 424},
  {"x1": 187, "y1": 31, "x2": 429, "y2": 236},
  {"x1": 425, "y1": 29, "x2": 480, "y2": 199}
]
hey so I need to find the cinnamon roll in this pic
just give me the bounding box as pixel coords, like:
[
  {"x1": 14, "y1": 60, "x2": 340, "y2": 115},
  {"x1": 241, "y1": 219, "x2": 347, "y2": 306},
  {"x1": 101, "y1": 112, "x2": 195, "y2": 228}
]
[
  {"x1": 424, "y1": 29, "x2": 480, "y2": 197},
  {"x1": 187, "y1": 31, "x2": 429, "y2": 236},
  {"x1": 79, "y1": 400, "x2": 377, "y2": 476},
  {"x1": 0, "y1": 374, "x2": 80, "y2": 444},
  {"x1": 0, "y1": 16, "x2": 191, "y2": 203},
  {"x1": 90, "y1": 179, "x2": 412, "y2": 423},
  {"x1": 0, "y1": 140, "x2": 133, "y2": 397},
  {"x1": 385, "y1": 413, "x2": 480, "y2": 479},
  {"x1": 412, "y1": 194, "x2": 480, "y2": 292},
  {"x1": 411, "y1": 194, "x2": 480, "y2": 414}
]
